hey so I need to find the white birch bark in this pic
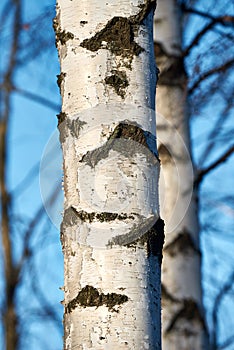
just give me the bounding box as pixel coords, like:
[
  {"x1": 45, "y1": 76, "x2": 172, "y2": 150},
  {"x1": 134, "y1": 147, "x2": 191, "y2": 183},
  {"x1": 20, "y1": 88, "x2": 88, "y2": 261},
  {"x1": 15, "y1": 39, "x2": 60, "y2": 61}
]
[
  {"x1": 154, "y1": 0, "x2": 208, "y2": 349},
  {"x1": 55, "y1": 1, "x2": 163, "y2": 349}
]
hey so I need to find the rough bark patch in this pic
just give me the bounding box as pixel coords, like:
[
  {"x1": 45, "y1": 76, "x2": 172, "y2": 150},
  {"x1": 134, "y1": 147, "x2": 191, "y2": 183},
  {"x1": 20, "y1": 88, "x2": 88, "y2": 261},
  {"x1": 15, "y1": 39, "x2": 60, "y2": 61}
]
[
  {"x1": 53, "y1": 17, "x2": 74, "y2": 46},
  {"x1": 80, "y1": 1, "x2": 156, "y2": 64},
  {"x1": 164, "y1": 231, "x2": 200, "y2": 257},
  {"x1": 56, "y1": 112, "x2": 67, "y2": 126},
  {"x1": 56, "y1": 72, "x2": 66, "y2": 95},
  {"x1": 65, "y1": 285, "x2": 128, "y2": 313},
  {"x1": 105, "y1": 70, "x2": 129, "y2": 98},
  {"x1": 80, "y1": 16, "x2": 144, "y2": 59},
  {"x1": 80, "y1": 123, "x2": 158, "y2": 168}
]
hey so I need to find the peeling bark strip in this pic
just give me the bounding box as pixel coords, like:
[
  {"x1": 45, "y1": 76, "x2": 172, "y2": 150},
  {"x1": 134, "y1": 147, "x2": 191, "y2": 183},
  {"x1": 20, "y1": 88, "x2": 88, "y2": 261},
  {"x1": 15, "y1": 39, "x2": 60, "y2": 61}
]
[
  {"x1": 65, "y1": 285, "x2": 128, "y2": 313},
  {"x1": 80, "y1": 122, "x2": 158, "y2": 168}
]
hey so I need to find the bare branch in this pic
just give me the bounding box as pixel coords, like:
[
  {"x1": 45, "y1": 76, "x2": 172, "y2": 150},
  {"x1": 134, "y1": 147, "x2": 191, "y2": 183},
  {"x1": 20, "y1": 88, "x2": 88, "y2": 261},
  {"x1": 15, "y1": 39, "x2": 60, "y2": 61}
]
[
  {"x1": 211, "y1": 270, "x2": 234, "y2": 349},
  {"x1": 195, "y1": 145, "x2": 234, "y2": 187},
  {"x1": 196, "y1": 90, "x2": 234, "y2": 166},
  {"x1": 11, "y1": 162, "x2": 39, "y2": 197},
  {"x1": 188, "y1": 59, "x2": 234, "y2": 94},
  {"x1": 218, "y1": 334, "x2": 234, "y2": 350},
  {"x1": 12, "y1": 86, "x2": 60, "y2": 111},
  {"x1": 182, "y1": 5, "x2": 234, "y2": 57},
  {"x1": 0, "y1": 1, "x2": 22, "y2": 349},
  {"x1": 182, "y1": 4, "x2": 234, "y2": 24}
]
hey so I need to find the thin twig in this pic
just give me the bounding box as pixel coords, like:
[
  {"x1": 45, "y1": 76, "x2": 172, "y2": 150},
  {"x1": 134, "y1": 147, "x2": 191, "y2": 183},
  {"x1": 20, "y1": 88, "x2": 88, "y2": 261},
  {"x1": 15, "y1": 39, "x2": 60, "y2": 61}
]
[
  {"x1": 195, "y1": 145, "x2": 234, "y2": 187},
  {"x1": 188, "y1": 59, "x2": 234, "y2": 94}
]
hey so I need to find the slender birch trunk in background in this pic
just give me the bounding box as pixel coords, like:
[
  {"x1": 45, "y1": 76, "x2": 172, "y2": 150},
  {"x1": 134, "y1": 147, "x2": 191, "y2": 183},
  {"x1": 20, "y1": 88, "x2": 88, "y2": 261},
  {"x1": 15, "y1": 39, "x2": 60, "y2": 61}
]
[
  {"x1": 54, "y1": 1, "x2": 163, "y2": 348},
  {"x1": 154, "y1": 0, "x2": 208, "y2": 349}
]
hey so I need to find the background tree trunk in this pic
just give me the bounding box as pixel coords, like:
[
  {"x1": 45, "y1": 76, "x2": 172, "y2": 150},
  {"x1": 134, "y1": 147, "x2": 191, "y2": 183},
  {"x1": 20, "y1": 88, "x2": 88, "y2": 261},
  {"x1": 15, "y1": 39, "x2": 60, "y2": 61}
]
[
  {"x1": 55, "y1": 1, "x2": 163, "y2": 348},
  {"x1": 154, "y1": 0, "x2": 208, "y2": 349}
]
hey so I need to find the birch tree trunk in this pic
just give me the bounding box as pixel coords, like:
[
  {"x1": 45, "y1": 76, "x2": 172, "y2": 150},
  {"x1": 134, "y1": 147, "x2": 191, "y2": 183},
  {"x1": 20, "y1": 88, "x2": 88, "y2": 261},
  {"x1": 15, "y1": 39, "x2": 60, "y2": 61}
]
[
  {"x1": 154, "y1": 0, "x2": 208, "y2": 349},
  {"x1": 55, "y1": 1, "x2": 163, "y2": 349}
]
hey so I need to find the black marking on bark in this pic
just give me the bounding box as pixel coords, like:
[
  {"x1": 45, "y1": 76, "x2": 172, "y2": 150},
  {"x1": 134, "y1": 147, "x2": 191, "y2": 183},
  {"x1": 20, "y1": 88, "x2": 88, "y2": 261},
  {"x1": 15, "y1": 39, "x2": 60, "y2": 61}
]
[
  {"x1": 56, "y1": 72, "x2": 66, "y2": 93},
  {"x1": 62, "y1": 207, "x2": 79, "y2": 229},
  {"x1": 154, "y1": 42, "x2": 186, "y2": 87},
  {"x1": 80, "y1": 17, "x2": 143, "y2": 60},
  {"x1": 108, "y1": 215, "x2": 155, "y2": 247},
  {"x1": 164, "y1": 230, "x2": 201, "y2": 257},
  {"x1": 70, "y1": 207, "x2": 135, "y2": 223},
  {"x1": 158, "y1": 144, "x2": 172, "y2": 164},
  {"x1": 105, "y1": 70, "x2": 129, "y2": 98},
  {"x1": 147, "y1": 218, "x2": 165, "y2": 262},
  {"x1": 58, "y1": 117, "x2": 87, "y2": 144},
  {"x1": 56, "y1": 112, "x2": 67, "y2": 126},
  {"x1": 161, "y1": 283, "x2": 179, "y2": 303},
  {"x1": 65, "y1": 285, "x2": 128, "y2": 313},
  {"x1": 166, "y1": 299, "x2": 205, "y2": 334},
  {"x1": 80, "y1": 123, "x2": 158, "y2": 168},
  {"x1": 130, "y1": 0, "x2": 156, "y2": 24},
  {"x1": 67, "y1": 118, "x2": 87, "y2": 138},
  {"x1": 109, "y1": 217, "x2": 164, "y2": 262},
  {"x1": 80, "y1": 20, "x2": 88, "y2": 26},
  {"x1": 80, "y1": 1, "x2": 156, "y2": 64},
  {"x1": 53, "y1": 17, "x2": 74, "y2": 46}
]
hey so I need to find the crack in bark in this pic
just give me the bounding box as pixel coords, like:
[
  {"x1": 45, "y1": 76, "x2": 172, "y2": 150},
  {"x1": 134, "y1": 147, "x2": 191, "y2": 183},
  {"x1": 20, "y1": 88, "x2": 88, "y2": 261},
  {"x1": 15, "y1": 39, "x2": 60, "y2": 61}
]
[
  {"x1": 65, "y1": 285, "x2": 128, "y2": 313},
  {"x1": 164, "y1": 230, "x2": 201, "y2": 257},
  {"x1": 80, "y1": 122, "x2": 158, "y2": 168}
]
